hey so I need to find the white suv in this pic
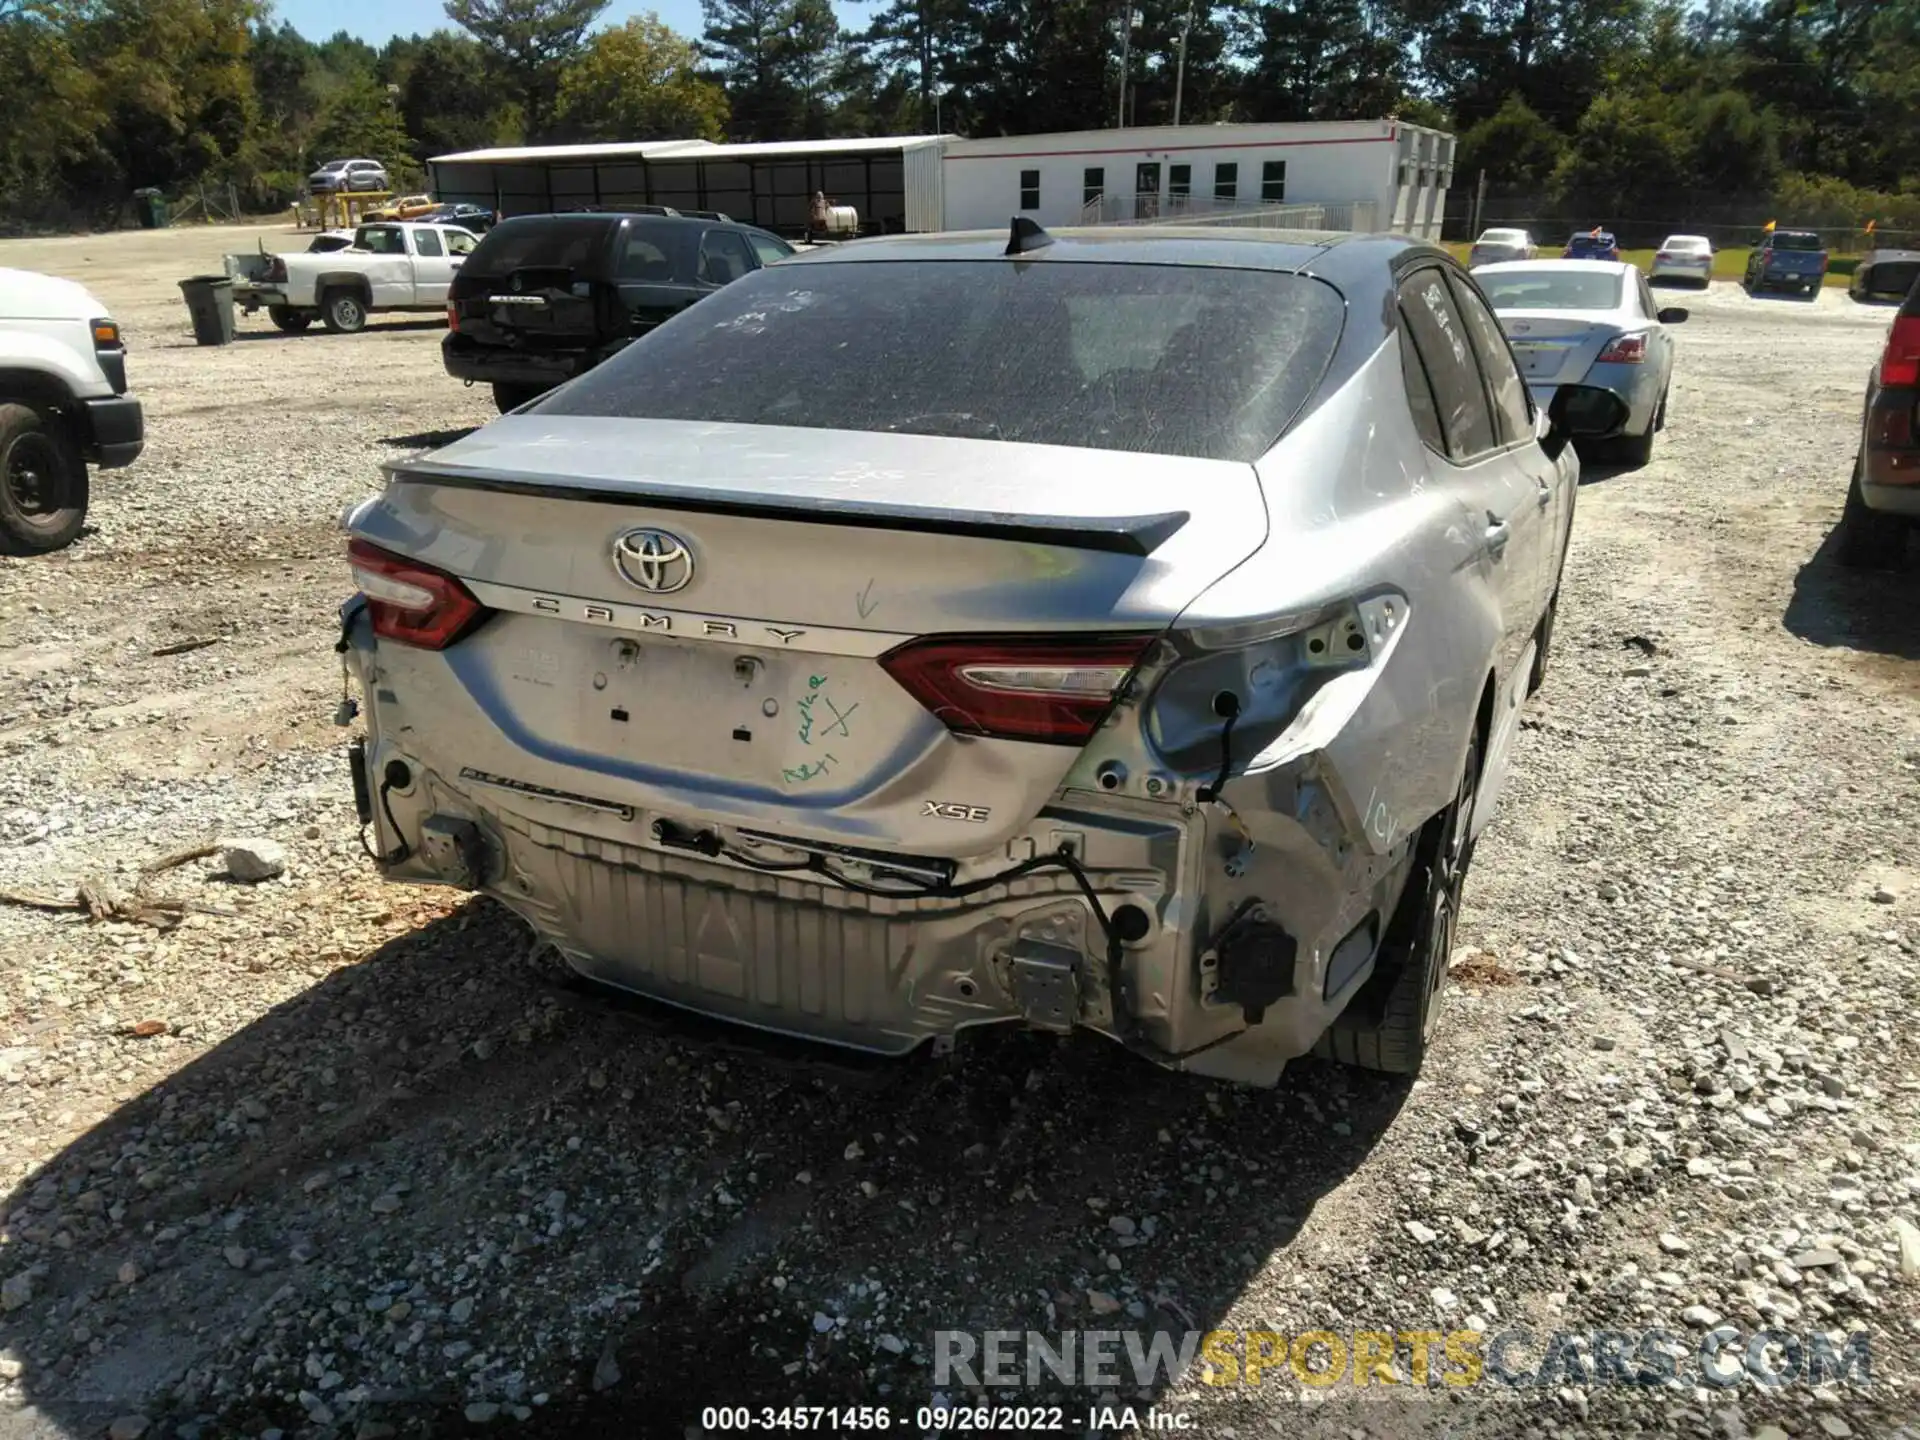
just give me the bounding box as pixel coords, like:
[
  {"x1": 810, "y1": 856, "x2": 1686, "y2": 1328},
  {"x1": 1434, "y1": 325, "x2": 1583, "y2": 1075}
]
[{"x1": 0, "y1": 268, "x2": 144, "y2": 552}]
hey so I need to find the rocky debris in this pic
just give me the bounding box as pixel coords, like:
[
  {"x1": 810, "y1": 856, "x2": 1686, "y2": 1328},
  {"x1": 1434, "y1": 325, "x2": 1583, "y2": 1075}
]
[
  {"x1": 106, "y1": 1418, "x2": 150, "y2": 1440},
  {"x1": 1897, "y1": 1217, "x2": 1920, "y2": 1281},
  {"x1": 0, "y1": 1273, "x2": 31, "y2": 1312},
  {"x1": 220, "y1": 837, "x2": 287, "y2": 883}
]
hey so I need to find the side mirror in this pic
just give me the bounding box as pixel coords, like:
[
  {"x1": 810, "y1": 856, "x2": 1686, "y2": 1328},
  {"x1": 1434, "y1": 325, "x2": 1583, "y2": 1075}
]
[
  {"x1": 1657, "y1": 306, "x2": 1689, "y2": 324},
  {"x1": 1540, "y1": 383, "x2": 1630, "y2": 461}
]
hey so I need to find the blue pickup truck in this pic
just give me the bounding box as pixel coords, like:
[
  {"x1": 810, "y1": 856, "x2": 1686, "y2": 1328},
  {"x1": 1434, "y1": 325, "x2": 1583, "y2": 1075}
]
[{"x1": 1744, "y1": 229, "x2": 1828, "y2": 298}]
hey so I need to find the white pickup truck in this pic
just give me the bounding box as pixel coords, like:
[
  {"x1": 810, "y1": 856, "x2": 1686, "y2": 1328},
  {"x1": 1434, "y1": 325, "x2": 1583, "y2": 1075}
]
[
  {"x1": 0, "y1": 267, "x2": 144, "y2": 552},
  {"x1": 226, "y1": 221, "x2": 478, "y2": 334}
]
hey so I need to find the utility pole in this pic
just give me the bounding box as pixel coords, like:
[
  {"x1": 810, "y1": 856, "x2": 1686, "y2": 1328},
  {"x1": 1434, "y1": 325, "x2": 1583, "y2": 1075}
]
[
  {"x1": 1172, "y1": 0, "x2": 1195, "y2": 126},
  {"x1": 1116, "y1": 3, "x2": 1131, "y2": 129}
]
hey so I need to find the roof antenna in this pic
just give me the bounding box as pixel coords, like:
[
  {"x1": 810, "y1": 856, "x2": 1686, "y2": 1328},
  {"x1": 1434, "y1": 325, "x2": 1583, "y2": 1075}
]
[{"x1": 1005, "y1": 216, "x2": 1054, "y2": 256}]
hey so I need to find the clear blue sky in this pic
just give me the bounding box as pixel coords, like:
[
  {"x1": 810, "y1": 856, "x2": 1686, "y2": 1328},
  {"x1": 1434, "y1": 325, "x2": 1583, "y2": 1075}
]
[{"x1": 267, "y1": 0, "x2": 868, "y2": 46}]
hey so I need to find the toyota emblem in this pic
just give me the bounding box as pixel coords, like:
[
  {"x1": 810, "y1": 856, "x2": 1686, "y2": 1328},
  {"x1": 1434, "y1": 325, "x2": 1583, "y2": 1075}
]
[{"x1": 612, "y1": 528, "x2": 694, "y2": 594}]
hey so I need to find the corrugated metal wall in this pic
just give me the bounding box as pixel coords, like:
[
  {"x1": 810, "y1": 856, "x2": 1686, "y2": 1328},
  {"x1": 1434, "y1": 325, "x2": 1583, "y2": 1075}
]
[
  {"x1": 902, "y1": 140, "x2": 946, "y2": 232},
  {"x1": 430, "y1": 155, "x2": 914, "y2": 235}
]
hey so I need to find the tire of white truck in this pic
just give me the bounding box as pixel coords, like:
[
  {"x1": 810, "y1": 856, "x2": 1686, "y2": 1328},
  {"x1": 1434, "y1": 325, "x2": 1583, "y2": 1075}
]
[
  {"x1": 0, "y1": 401, "x2": 89, "y2": 553},
  {"x1": 321, "y1": 289, "x2": 368, "y2": 334}
]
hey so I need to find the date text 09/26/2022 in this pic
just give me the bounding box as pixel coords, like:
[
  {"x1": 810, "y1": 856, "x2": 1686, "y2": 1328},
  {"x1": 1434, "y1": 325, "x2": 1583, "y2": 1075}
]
[{"x1": 700, "y1": 1405, "x2": 1195, "y2": 1433}]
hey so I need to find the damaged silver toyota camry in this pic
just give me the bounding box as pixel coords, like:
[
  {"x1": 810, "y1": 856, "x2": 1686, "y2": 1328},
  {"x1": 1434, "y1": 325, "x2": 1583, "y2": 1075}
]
[{"x1": 338, "y1": 222, "x2": 1619, "y2": 1087}]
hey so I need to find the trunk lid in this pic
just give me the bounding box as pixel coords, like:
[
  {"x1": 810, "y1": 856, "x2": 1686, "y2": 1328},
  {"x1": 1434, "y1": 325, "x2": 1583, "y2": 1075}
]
[
  {"x1": 1499, "y1": 310, "x2": 1622, "y2": 383},
  {"x1": 353, "y1": 418, "x2": 1268, "y2": 857}
]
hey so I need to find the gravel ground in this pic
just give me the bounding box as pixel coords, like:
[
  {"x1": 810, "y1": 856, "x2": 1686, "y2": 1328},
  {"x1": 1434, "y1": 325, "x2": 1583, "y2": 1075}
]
[{"x1": 1, "y1": 227, "x2": 1917, "y2": 1440}]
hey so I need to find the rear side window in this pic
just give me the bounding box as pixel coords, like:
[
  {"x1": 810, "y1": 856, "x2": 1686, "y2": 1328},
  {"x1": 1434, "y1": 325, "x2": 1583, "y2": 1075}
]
[
  {"x1": 1446, "y1": 272, "x2": 1533, "y2": 447},
  {"x1": 541, "y1": 260, "x2": 1346, "y2": 462},
  {"x1": 1397, "y1": 269, "x2": 1497, "y2": 461},
  {"x1": 1397, "y1": 328, "x2": 1446, "y2": 456},
  {"x1": 619, "y1": 237, "x2": 675, "y2": 282},
  {"x1": 414, "y1": 229, "x2": 443, "y2": 257},
  {"x1": 698, "y1": 230, "x2": 755, "y2": 285},
  {"x1": 747, "y1": 232, "x2": 793, "y2": 266},
  {"x1": 467, "y1": 219, "x2": 617, "y2": 276}
]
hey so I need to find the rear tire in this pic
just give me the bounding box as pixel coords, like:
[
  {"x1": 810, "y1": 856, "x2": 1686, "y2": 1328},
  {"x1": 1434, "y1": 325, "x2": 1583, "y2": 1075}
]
[
  {"x1": 492, "y1": 383, "x2": 546, "y2": 414},
  {"x1": 0, "y1": 402, "x2": 88, "y2": 554},
  {"x1": 268, "y1": 305, "x2": 311, "y2": 334},
  {"x1": 1835, "y1": 457, "x2": 1908, "y2": 570},
  {"x1": 1617, "y1": 404, "x2": 1658, "y2": 466},
  {"x1": 321, "y1": 289, "x2": 368, "y2": 334},
  {"x1": 1315, "y1": 730, "x2": 1481, "y2": 1076}
]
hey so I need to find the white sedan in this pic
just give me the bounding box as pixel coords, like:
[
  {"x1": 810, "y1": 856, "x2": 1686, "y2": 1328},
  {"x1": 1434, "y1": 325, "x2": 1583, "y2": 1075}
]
[
  {"x1": 1469, "y1": 227, "x2": 1536, "y2": 267},
  {"x1": 1651, "y1": 234, "x2": 1714, "y2": 287},
  {"x1": 1476, "y1": 260, "x2": 1690, "y2": 465}
]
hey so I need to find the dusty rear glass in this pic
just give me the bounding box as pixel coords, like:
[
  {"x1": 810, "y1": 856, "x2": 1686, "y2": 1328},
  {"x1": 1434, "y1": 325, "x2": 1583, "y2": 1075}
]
[
  {"x1": 1480, "y1": 270, "x2": 1623, "y2": 311},
  {"x1": 539, "y1": 259, "x2": 1346, "y2": 461},
  {"x1": 464, "y1": 218, "x2": 619, "y2": 276}
]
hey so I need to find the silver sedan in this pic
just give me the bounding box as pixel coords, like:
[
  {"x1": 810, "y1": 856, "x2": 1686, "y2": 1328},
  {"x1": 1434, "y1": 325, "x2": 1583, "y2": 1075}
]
[
  {"x1": 1477, "y1": 259, "x2": 1689, "y2": 465},
  {"x1": 338, "y1": 225, "x2": 1618, "y2": 1086}
]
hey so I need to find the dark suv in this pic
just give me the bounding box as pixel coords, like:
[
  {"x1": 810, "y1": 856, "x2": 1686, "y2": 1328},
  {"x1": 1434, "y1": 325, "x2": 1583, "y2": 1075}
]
[{"x1": 443, "y1": 212, "x2": 794, "y2": 412}]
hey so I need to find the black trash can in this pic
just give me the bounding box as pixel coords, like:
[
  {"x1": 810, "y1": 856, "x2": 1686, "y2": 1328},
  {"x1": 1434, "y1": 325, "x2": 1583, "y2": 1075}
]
[
  {"x1": 178, "y1": 276, "x2": 236, "y2": 346},
  {"x1": 133, "y1": 188, "x2": 168, "y2": 229}
]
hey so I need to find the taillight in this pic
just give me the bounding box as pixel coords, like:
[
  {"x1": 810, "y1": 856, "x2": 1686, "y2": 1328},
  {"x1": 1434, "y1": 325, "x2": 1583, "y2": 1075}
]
[
  {"x1": 346, "y1": 538, "x2": 488, "y2": 650},
  {"x1": 879, "y1": 634, "x2": 1155, "y2": 745},
  {"x1": 265, "y1": 257, "x2": 288, "y2": 283},
  {"x1": 1597, "y1": 333, "x2": 1648, "y2": 364},
  {"x1": 1881, "y1": 315, "x2": 1920, "y2": 388},
  {"x1": 447, "y1": 302, "x2": 458, "y2": 332},
  {"x1": 1655, "y1": 251, "x2": 1672, "y2": 262}
]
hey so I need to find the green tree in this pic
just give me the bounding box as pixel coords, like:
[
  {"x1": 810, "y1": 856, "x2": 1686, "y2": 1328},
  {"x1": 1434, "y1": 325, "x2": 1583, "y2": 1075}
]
[
  {"x1": 398, "y1": 30, "x2": 513, "y2": 156},
  {"x1": 445, "y1": 0, "x2": 607, "y2": 139},
  {"x1": 310, "y1": 74, "x2": 417, "y2": 179},
  {"x1": 554, "y1": 15, "x2": 727, "y2": 141},
  {"x1": 1456, "y1": 94, "x2": 1565, "y2": 187}
]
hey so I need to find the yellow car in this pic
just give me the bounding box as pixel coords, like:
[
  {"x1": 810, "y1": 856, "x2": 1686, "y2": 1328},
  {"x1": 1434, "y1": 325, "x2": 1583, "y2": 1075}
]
[{"x1": 363, "y1": 193, "x2": 436, "y2": 222}]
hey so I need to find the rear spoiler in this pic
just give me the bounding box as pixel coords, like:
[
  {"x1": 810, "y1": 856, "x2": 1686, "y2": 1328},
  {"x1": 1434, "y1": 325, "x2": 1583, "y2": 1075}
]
[{"x1": 384, "y1": 459, "x2": 1190, "y2": 557}]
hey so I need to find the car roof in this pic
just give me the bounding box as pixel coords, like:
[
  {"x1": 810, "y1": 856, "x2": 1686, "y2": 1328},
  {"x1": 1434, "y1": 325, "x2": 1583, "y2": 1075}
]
[
  {"x1": 1662, "y1": 234, "x2": 1711, "y2": 243},
  {"x1": 1863, "y1": 248, "x2": 1920, "y2": 263},
  {"x1": 779, "y1": 225, "x2": 1436, "y2": 278},
  {"x1": 1477, "y1": 259, "x2": 1634, "y2": 278}
]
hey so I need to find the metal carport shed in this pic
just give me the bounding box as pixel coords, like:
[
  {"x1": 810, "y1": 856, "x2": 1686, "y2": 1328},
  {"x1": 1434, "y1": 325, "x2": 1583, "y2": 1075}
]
[{"x1": 428, "y1": 136, "x2": 949, "y2": 238}]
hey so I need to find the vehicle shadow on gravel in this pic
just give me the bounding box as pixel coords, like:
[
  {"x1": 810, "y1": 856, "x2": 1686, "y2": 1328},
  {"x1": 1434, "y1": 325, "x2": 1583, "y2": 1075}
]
[
  {"x1": 1784, "y1": 516, "x2": 1920, "y2": 661},
  {"x1": 0, "y1": 897, "x2": 1411, "y2": 1438}
]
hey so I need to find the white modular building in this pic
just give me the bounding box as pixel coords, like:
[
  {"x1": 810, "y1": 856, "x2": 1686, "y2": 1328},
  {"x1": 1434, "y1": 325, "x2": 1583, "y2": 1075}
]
[{"x1": 428, "y1": 119, "x2": 1454, "y2": 241}]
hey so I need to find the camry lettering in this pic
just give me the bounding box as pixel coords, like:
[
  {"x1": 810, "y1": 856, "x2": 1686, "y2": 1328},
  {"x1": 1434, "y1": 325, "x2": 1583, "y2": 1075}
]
[{"x1": 524, "y1": 594, "x2": 810, "y2": 647}]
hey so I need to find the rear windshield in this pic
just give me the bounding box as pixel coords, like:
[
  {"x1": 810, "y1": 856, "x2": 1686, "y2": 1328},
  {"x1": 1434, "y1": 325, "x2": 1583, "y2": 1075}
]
[
  {"x1": 466, "y1": 219, "x2": 617, "y2": 276},
  {"x1": 1480, "y1": 270, "x2": 1623, "y2": 311},
  {"x1": 539, "y1": 259, "x2": 1346, "y2": 461},
  {"x1": 1480, "y1": 230, "x2": 1527, "y2": 245},
  {"x1": 1664, "y1": 237, "x2": 1710, "y2": 251},
  {"x1": 1871, "y1": 261, "x2": 1920, "y2": 300},
  {"x1": 1566, "y1": 233, "x2": 1614, "y2": 249},
  {"x1": 1773, "y1": 232, "x2": 1822, "y2": 251}
]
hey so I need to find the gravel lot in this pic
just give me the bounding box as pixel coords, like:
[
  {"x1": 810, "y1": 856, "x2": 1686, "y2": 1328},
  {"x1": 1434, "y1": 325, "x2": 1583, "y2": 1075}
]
[{"x1": 1, "y1": 225, "x2": 1917, "y2": 1440}]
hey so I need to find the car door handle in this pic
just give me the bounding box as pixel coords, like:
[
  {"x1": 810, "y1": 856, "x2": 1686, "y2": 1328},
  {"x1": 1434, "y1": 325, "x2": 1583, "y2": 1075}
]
[
  {"x1": 1485, "y1": 513, "x2": 1511, "y2": 558},
  {"x1": 1535, "y1": 478, "x2": 1552, "y2": 508}
]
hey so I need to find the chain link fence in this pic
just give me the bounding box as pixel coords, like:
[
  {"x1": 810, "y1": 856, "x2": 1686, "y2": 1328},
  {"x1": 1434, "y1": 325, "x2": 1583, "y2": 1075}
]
[{"x1": 1441, "y1": 187, "x2": 1918, "y2": 252}]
